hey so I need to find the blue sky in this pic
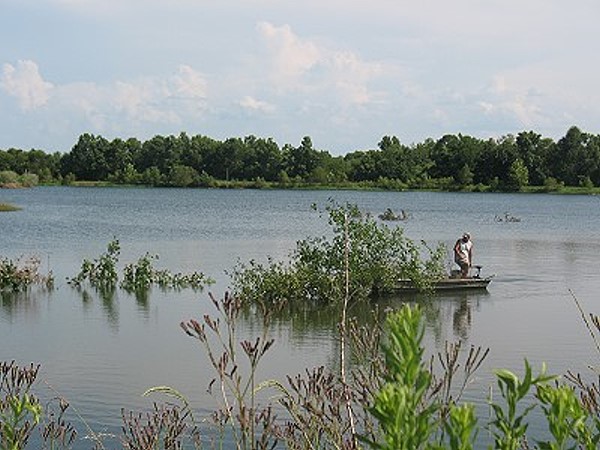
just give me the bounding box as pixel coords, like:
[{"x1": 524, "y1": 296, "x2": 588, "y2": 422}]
[{"x1": 1, "y1": 0, "x2": 599, "y2": 155}]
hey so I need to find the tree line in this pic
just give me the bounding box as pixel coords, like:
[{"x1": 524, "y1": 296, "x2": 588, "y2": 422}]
[{"x1": 1, "y1": 126, "x2": 599, "y2": 191}]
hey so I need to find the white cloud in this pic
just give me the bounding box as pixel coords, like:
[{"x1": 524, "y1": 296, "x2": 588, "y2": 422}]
[
  {"x1": 1, "y1": 60, "x2": 53, "y2": 111},
  {"x1": 472, "y1": 59, "x2": 600, "y2": 131},
  {"x1": 171, "y1": 65, "x2": 207, "y2": 99},
  {"x1": 55, "y1": 82, "x2": 109, "y2": 130},
  {"x1": 330, "y1": 51, "x2": 384, "y2": 105},
  {"x1": 239, "y1": 96, "x2": 275, "y2": 113},
  {"x1": 1, "y1": 62, "x2": 209, "y2": 131},
  {"x1": 256, "y1": 21, "x2": 387, "y2": 107},
  {"x1": 113, "y1": 79, "x2": 179, "y2": 124},
  {"x1": 2, "y1": 1, "x2": 600, "y2": 152},
  {"x1": 477, "y1": 96, "x2": 542, "y2": 129},
  {"x1": 257, "y1": 22, "x2": 321, "y2": 85}
]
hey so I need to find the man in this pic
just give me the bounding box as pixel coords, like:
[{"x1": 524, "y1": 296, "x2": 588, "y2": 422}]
[{"x1": 454, "y1": 232, "x2": 473, "y2": 278}]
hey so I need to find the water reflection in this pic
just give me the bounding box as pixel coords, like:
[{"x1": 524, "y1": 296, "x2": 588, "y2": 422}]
[
  {"x1": 355, "y1": 291, "x2": 486, "y2": 346},
  {"x1": 73, "y1": 287, "x2": 120, "y2": 331},
  {"x1": 237, "y1": 289, "x2": 487, "y2": 356},
  {"x1": 0, "y1": 291, "x2": 39, "y2": 323},
  {"x1": 67, "y1": 284, "x2": 208, "y2": 327},
  {"x1": 0, "y1": 289, "x2": 46, "y2": 323}
]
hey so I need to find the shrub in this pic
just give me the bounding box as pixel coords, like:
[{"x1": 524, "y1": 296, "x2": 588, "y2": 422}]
[
  {"x1": 542, "y1": 177, "x2": 564, "y2": 192},
  {"x1": 121, "y1": 252, "x2": 214, "y2": 291},
  {"x1": 230, "y1": 202, "x2": 447, "y2": 304},
  {"x1": 0, "y1": 256, "x2": 54, "y2": 292},
  {"x1": 67, "y1": 239, "x2": 120, "y2": 290},
  {"x1": 18, "y1": 173, "x2": 39, "y2": 187},
  {"x1": 68, "y1": 239, "x2": 214, "y2": 293},
  {"x1": 0, "y1": 170, "x2": 19, "y2": 185}
]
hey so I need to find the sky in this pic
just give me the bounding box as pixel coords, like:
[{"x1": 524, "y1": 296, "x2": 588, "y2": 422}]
[{"x1": 1, "y1": 0, "x2": 599, "y2": 156}]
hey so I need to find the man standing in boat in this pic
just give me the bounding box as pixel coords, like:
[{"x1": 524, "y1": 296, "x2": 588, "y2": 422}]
[{"x1": 454, "y1": 232, "x2": 473, "y2": 278}]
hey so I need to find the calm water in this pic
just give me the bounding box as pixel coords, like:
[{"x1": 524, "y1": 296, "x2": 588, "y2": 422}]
[{"x1": 2, "y1": 187, "x2": 600, "y2": 447}]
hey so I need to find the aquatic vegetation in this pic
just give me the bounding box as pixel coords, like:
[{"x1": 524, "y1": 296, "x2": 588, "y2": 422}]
[
  {"x1": 7, "y1": 215, "x2": 600, "y2": 449},
  {"x1": 68, "y1": 239, "x2": 121, "y2": 290},
  {"x1": 121, "y1": 253, "x2": 214, "y2": 292},
  {"x1": 0, "y1": 256, "x2": 54, "y2": 292},
  {"x1": 230, "y1": 202, "x2": 447, "y2": 304},
  {"x1": 68, "y1": 239, "x2": 214, "y2": 292}
]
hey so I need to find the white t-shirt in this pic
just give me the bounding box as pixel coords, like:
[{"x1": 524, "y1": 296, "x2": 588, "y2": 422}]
[{"x1": 457, "y1": 240, "x2": 472, "y2": 263}]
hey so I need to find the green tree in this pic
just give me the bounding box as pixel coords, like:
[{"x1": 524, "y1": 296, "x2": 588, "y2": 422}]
[
  {"x1": 475, "y1": 136, "x2": 518, "y2": 188},
  {"x1": 516, "y1": 131, "x2": 553, "y2": 186},
  {"x1": 60, "y1": 133, "x2": 111, "y2": 180},
  {"x1": 283, "y1": 136, "x2": 322, "y2": 180},
  {"x1": 243, "y1": 135, "x2": 282, "y2": 181},
  {"x1": 456, "y1": 164, "x2": 474, "y2": 187},
  {"x1": 507, "y1": 158, "x2": 529, "y2": 191},
  {"x1": 135, "y1": 135, "x2": 181, "y2": 176},
  {"x1": 319, "y1": 154, "x2": 349, "y2": 183},
  {"x1": 140, "y1": 166, "x2": 164, "y2": 186},
  {"x1": 430, "y1": 134, "x2": 486, "y2": 183},
  {"x1": 345, "y1": 150, "x2": 382, "y2": 181},
  {"x1": 203, "y1": 137, "x2": 245, "y2": 180},
  {"x1": 549, "y1": 126, "x2": 600, "y2": 186},
  {"x1": 168, "y1": 164, "x2": 198, "y2": 187},
  {"x1": 110, "y1": 163, "x2": 140, "y2": 185},
  {"x1": 377, "y1": 135, "x2": 429, "y2": 183},
  {"x1": 106, "y1": 137, "x2": 141, "y2": 181}
]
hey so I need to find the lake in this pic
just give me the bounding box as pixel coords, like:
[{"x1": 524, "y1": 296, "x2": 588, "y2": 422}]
[{"x1": 1, "y1": 186, "x2": 600, "y2": 448}]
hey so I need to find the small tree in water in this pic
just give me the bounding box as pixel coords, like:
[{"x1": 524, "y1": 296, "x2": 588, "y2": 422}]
[{"x1": 230, "y1": 201, "x2": 446, "y2": 304}]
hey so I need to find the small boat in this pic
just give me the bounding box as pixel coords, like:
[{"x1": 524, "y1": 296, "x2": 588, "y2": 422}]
[{"x1": 394, "y1": 265, "x2": 494, "y2": 293}]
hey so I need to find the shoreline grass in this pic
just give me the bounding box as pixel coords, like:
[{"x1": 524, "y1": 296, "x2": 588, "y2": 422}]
[
  {"x1": 0, "y1": 202, "x2": 21, "y2": 211},
  {"x1": 40, "y1": 180, "x2": 600, "y2": 195}
]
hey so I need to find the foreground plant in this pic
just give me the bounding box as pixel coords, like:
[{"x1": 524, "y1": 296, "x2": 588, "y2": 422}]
[
  {"x1": 0, "y1": 362, "x2": 41, "y2": 450},
  {"x1": 120, "y1": 403, "x2": 199, "y2": 450},
  {"x1": 0, "y1": 361, "x2": 79, "y2": 450},
  {"x1": 488, "y1": 361, "x2": 554, "y2": 450},
  {"x1": 180, "y1": 292, "x2": 280, "y2": 450},
  {"x1": 363, "y1": 305, "x2": 445, "y2": 450},
  {"x1": 535, "y1": 383, "x2": 600, "y2": 449}
]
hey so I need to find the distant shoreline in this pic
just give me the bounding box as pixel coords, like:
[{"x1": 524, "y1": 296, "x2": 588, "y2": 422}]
[{"x1": 34, "y1": 180, "x2": 600, "y2": 195}]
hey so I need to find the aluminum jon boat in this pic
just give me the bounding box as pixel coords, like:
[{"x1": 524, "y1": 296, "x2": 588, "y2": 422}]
[{"x1": 394, "y1": 265, "x2": 494, "y2": 293}]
